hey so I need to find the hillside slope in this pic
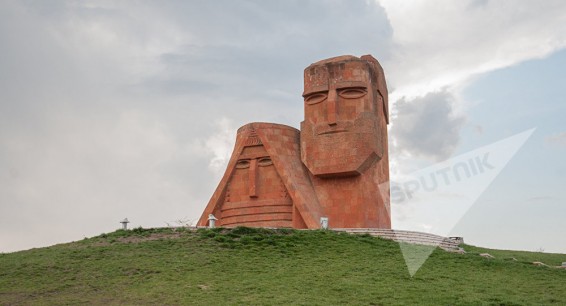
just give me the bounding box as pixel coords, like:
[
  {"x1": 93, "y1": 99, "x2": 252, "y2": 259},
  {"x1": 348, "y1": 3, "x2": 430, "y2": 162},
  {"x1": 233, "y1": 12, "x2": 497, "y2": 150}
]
[{"x1": 1, "y1": 227, "x2": 565, "y2": 305}]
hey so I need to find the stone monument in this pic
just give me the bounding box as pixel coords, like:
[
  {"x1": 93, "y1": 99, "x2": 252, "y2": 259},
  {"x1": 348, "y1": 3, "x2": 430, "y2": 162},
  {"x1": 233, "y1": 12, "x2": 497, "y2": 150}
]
[{"x1": 198, "y1": 54, "x2": 390, "y2": 229}]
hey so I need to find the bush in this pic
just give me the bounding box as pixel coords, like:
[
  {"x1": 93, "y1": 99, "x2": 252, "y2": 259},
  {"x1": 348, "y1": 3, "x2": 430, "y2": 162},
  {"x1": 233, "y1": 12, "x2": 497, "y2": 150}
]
[
  {"x1": 214, "y1": 235, "x2": 228, "y2": 243},
  {"x1": 231, "y1": 227, "x2": 263, "y2": 236}
]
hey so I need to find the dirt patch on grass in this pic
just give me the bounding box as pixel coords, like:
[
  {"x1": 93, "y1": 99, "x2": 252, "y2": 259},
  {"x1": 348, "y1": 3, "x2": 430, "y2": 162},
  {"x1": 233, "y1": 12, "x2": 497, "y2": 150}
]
[
  {"x1": 116, "y1": 232, "x2": 185, "y2": 243},
  {"x1": 0, "y1": 292, "x2": 34, "y2": 304}
]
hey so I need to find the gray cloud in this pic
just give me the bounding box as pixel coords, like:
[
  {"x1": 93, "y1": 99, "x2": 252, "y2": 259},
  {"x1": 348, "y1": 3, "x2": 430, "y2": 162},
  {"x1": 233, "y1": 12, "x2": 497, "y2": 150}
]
[{"x1": 390, "y1": 91, "x2": 466, "y2": 162}]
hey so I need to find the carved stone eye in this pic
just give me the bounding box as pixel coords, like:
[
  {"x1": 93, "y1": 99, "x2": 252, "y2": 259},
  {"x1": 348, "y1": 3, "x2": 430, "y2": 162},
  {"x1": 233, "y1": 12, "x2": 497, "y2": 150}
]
[
  {"x1": 258, "y1": 157, "x2": 273, "y2": 167},
  {"x1": 338, "y1": 88, "x2": 367, "y2": 99},
  {"x1": 235, "y1": 159, "x2": 250, "y2": 169},
  {"x1": 304, "y1": 93, "x2": 327, "y2": 105}
]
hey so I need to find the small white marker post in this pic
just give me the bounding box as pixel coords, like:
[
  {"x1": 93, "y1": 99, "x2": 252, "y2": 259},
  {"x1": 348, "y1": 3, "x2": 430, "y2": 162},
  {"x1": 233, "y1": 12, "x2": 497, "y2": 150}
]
[
  {"x1": 320, "y1": 217, "x2": 329, "y2": 230},
  {"x1": 120, "y1": 218, "x2": 130, "y2": 230},
  {"x1": 208, "y1": 214, "x2": 218, "y2": 228}
]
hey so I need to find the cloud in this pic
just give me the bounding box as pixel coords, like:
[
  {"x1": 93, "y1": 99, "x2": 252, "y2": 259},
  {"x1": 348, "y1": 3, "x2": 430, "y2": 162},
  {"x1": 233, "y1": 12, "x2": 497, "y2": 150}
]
[
  {"x1": 527, "y1": 196, "x2": 557, "y2": 203},
  {"x1": 378, "y1": 0, "x2": 566, "y2": 98},
  {"x1": 390, "y1": 91, "x2": 466, "y2": 162},
  {"x1": 379, "y1": 0, "x2": 566, "y2": 177},
  {"x1": 545, "y1": 132, "x2": 566, "y2": 146},
  {"x1": 204, "y1": 118, "x2": 237, "y2": 173},
  {"x1": 2, "y1": 0, "x2": 566, "y2": 253},
  {"x1": 0, "y1": 0, "x2": 394, "y2": 252}
]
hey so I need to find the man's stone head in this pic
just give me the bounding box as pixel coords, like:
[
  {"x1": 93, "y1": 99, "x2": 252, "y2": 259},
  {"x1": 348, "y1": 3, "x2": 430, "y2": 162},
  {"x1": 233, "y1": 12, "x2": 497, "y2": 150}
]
[{"x1": 300, "y1": 55, "x2": 388, "y2": 177}]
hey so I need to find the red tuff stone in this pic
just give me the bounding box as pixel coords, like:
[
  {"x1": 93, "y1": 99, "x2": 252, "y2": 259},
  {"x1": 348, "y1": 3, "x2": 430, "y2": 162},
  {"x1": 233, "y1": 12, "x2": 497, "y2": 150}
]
[
  {"x1": 198, "y1": 54, "x2": 390, "y2": 229},
  {"x1": 198, "y1": 123, "x2": 323, "y2": 228}
]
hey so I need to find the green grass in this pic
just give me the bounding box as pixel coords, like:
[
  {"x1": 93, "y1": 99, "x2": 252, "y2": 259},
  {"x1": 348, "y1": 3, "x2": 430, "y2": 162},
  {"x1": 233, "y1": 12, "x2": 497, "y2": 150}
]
[{"x1": 1, "y1": 227, "x2": 565, "y2": 305}]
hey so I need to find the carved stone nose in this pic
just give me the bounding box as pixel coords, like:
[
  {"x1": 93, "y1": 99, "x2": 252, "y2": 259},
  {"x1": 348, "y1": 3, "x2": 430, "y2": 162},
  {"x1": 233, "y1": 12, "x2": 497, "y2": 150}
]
[
  {"x1": 248, "y1": 159, "x2": 258, "y2": 198},
  {"x1": 327, "y1": 89, "x2": 337, "y2": 126}
]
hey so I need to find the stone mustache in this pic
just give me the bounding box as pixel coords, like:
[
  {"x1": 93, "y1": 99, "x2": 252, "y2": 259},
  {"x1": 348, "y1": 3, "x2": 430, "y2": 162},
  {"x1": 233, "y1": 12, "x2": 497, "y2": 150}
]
[{"x1": 198, "y1": 55, "x2": 390, "y2": 229}]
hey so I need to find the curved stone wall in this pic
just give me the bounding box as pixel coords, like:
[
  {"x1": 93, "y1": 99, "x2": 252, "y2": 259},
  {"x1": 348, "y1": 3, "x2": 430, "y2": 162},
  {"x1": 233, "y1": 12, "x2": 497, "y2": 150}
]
[{"x1": 332, "y1": 228, "x2": 462, "y2": 251}]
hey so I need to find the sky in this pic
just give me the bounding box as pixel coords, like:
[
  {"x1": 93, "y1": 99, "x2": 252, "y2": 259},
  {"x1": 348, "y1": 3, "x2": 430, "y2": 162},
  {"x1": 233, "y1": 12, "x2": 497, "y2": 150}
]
[{"x1": 1, "y1": 0, "x2": 565, "y2": 254}]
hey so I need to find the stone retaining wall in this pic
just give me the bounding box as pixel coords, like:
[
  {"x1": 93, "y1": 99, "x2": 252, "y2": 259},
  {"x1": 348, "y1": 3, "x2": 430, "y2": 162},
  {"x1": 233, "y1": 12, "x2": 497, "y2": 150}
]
[{"x1": 332, "y1": 228, "x2": 462, "y2": 251}]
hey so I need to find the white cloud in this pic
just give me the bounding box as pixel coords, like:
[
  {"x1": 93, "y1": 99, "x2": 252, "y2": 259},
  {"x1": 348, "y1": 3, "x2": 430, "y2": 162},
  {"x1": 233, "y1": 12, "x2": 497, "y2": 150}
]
[
  {"x1": 204, "y1": 118, "x2": 237, "y2": 174},
  {"x1": 378, "y1": 0, "x2": 566, "y2": 99}
]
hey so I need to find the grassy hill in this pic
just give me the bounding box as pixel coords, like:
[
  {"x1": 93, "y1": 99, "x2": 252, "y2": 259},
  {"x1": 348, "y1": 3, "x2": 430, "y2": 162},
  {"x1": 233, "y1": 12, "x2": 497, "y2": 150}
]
[{"x1": 1, "y1": 227, "x2": 565, "y2": 305}]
